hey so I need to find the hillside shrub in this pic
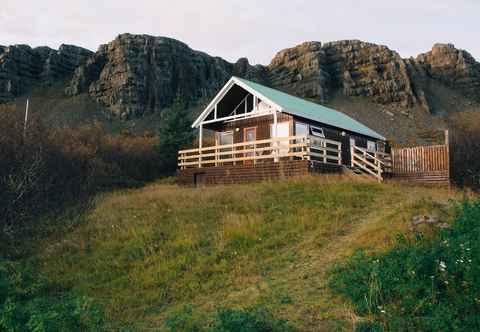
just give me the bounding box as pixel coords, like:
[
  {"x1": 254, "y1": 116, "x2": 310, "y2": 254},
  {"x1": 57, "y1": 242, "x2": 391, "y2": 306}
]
[
  {"x1": 449, "y1": 113, "x2": 480, "y2": 190},
  {"x1": 165, "y1": 305, "x2": 297, "y2": 332},
  {"x1": 0, "y1": 258, "x2": 105, "y2": 331},
  {"x1": 156, "y1": 96, "x2": 195, "y2": 173},
  {"x1": 329, "y1": 200, "x2": 480, "y2": 331},
  {"x1": 0, "y1": 111, "x2": 165, "y2": 234}
]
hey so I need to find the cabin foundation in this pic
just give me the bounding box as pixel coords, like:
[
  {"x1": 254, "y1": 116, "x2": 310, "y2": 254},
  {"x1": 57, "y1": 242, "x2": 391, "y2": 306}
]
[{"x1": 177, "y1": 160, "x2": 342, "y2": 186}]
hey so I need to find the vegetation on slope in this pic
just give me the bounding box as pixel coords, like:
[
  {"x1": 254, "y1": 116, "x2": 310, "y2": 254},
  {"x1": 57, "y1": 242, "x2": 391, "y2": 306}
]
[
  {"x1": 330, "y1": 200, "x2": 480, "y2": 331},
  {"x1": 0, "y1": 259, "x2": 105, "y2": 331},
  {"x1": 32, "y1": 177, "x2": 462, "y2": 330}
]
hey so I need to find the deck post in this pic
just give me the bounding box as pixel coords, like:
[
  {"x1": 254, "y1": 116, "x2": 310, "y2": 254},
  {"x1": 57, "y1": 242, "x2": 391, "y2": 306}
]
[
  {"x1": 199, "y1": 124, "x2": 203, "y2": 168},
  {"x1": 273, "y1": 111, "x2": 278, "y2": 162}
]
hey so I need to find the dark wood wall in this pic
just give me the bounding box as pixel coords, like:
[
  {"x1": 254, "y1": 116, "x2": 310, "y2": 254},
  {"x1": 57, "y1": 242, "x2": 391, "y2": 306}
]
[
  {"x1": 205, "y1": 113, "x2": 384, "y2": 167},
  {"x1": 291, "y1": 115, "x2": 383, "y2": 166},
  {"x1": 221, "y1": 113, "x2": 292, "y2": 144}
]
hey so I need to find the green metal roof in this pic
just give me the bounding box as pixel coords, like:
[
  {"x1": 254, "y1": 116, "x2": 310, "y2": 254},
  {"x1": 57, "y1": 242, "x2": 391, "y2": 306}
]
[{"x1": 235, "y1": 77, "x2": 386, "y2": 140}]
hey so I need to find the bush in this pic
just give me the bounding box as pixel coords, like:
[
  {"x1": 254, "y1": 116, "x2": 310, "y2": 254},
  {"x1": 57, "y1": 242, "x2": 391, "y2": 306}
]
[
  {"x1": 329, "y1": 200, "x2": 480, "y2": 331},
  {"x1": 0, "y1": 111, "x2": 166, "y2": 233},
  {"x1": 0, "y1": 258, "x2": 105, "y2": 331},
  {"x1": 449, "y1": 113, "x2": 480, "y2": 190},
  {"x1": 165, "y1": 305, "x2": 297, "y2": 332},
  {"x1": 210, "y1": 307, "x2": 297, "y2": 332}
]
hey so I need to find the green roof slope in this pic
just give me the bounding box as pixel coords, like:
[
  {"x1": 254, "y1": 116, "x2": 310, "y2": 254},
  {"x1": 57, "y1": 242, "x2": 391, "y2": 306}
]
[{"x1": 235, "y1": 77, "x2": 386, "y2": 140}]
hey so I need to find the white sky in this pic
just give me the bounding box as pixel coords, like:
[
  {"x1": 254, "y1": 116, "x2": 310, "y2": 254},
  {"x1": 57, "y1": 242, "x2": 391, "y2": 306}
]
[{"x1": 1, "y1": 0, "x2": 479, "y2": 65}]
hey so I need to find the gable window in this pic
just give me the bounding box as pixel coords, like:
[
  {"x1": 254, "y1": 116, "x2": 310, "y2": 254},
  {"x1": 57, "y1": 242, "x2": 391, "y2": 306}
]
[
  {"x1": 218, "y1": 131, "x2": 233, "y2": 145},
  {"x1": 310, "y1": 126, "x2": 325, "y2": 138},
  {"x1": 367, "y1": 140, "x2": 377, "y2": 152}
]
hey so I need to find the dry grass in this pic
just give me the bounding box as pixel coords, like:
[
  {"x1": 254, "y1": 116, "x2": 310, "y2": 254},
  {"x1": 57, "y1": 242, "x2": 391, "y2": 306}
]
[{"x1": 35, "y1": 175, "x2": 468, "y2": 331}]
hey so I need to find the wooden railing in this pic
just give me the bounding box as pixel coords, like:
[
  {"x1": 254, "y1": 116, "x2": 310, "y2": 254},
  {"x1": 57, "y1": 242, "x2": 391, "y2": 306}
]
[
  {"x1": 307, "y1": 136, "x2": 342, "y2": 165},
  {"x1": 178, "y1": 135, "x2": 342, "y2": 169},
  {"x1": 351, "y1": 146, "x2": 392, "y2": 182}
]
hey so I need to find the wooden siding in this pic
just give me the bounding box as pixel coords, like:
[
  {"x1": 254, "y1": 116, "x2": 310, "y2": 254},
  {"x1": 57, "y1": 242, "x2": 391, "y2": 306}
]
[
  {"x1": 177, "y1": 160, "x2": 343, "y2": 186},
  {"x1": 292, "y1": 117, "x2": 378, "y2": 166},
  {"x1": 390, "y1": 145, "x2": 450, "y2": 185},
  {"x1": 221, "y1": 113, "x2": 292, "y2": 144},
  {"x1": 178, "y1": 160, "x2": 309, "y2": 185},
  {"x1": 206, "y1": 113, "x2": 383, "y2": 167}
]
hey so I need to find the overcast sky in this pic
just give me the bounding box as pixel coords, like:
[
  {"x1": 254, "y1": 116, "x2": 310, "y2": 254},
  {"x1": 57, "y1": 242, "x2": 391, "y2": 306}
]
[{"x1": 1, "y1": 0, "x2": 479, "y2": 64}]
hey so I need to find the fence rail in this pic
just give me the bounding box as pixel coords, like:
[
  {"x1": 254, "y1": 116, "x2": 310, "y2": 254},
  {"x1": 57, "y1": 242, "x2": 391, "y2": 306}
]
[
  {"x1": 351, "y1": 146, "x2": 391, "y2": 181},
  {"x1": 391, "y1": 145, "x2": 449, "y2": 174},
  {"x1": 178, "y1": 135, "x2": 342, "y2": 169}
]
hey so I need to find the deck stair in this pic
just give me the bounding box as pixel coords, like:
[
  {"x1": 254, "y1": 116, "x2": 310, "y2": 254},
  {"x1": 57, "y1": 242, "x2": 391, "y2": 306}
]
[{"x1": 350, "y1": 145, "x2": 392, "y2": 182}]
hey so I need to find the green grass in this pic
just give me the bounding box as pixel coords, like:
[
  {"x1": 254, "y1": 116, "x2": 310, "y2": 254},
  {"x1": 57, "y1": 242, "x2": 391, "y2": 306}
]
[
  {"x1": 32, "y1": 176, "x2": 464, "y2": 330},
  {"x1": 329, "y1": 200, "x2": 480, "y2": 331}
]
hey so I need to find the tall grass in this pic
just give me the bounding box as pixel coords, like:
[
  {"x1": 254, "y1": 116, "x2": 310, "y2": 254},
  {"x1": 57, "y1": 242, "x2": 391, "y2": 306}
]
[{"x1": 36, "y1": 177, "x2": 461, "y2": 329}]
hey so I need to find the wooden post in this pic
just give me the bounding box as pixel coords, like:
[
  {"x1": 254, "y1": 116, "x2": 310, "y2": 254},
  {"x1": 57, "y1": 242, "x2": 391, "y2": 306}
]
[
  {"x1": 350, "y1": 145, "x2": 354, "y2": 168},
  {"x1": 199, "y1": 124, "x2": 203, "y2": 168},
  {"x1": 273, "y1": 111, "x2": 278, "y2": 162},
  {"x1": 215, "y1": 133, "x2": 218, "y2": 167},
  {"x1": 445, "y1": 129, "x2": 450, "y2": 182},
  {"x1": 338, "y1": 143, "x2": 342, "y2": 165}
]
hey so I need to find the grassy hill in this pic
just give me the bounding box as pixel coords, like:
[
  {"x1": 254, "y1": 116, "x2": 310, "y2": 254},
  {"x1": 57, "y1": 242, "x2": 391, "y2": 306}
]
[{"x1": 19, "y1": 176, "x2": 467, "y2": 331}]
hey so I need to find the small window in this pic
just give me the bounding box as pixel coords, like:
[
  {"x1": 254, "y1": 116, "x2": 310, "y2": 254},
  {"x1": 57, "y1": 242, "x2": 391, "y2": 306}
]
[
  {"x1": 310, "y1": 126, "x2": 325, "y2": 138},
  {"x1": 295, "y1": 122, "x2": 308, "y2": 137},
  {"x1": 367, "y1": 140, "x2": 377, "y2": 152},
  {"x1": 218, "y1": 131, "x2": 233, "y2": 145}
]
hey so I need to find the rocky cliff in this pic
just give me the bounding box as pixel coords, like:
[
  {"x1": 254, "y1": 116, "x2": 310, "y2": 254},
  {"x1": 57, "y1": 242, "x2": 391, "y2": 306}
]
[
  {"x1": 267, "y1": 40, "x2": 428, "y2": 111},
  {"x1": 65, "y1": 35, "x2": 480, "y2": 119},
  {"x1": 66, "y1": 34, "x2": 267, "y2": 119},
  {"x1": 1, "y1": 34, "x2": 479, "y2": 123},
  {"x1": 0, "y1": 44, "x2": 92, "y2": 102}
]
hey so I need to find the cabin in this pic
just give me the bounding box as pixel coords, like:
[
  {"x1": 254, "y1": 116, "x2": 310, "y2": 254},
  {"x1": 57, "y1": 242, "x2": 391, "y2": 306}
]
[{"x1": 177, "y1": 76, "x2": 392, "y2": 185}]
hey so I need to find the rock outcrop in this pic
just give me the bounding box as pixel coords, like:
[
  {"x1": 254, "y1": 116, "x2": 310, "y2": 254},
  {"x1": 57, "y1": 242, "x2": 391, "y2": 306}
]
[
  {"x1": 66, "y1": 34, "x2": 265, "y2": 119},
  {"x1": 2, "y1": 34, "x2": 479, "y2": 121},
  {"x1": 267, "y1": 40, "x2": 428, "y2": 110},
  {"x1": 268, "y1": 42, "x2": 330, "y2": 102},
  {"x1": 415, "y1": 44, "x2": 480, "y2": 101},
  {"x1": 0, "y1": 44, "x2": 92, "y2": 102}
]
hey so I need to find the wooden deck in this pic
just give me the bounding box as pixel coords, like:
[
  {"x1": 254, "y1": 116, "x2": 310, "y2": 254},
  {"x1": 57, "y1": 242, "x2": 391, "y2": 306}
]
[
  {"x1": 177, "y1": 135, "x2": 452, "y2": 186},
  {"x1": 178, "y1": 135, "x2": 342, "y2": 169}
]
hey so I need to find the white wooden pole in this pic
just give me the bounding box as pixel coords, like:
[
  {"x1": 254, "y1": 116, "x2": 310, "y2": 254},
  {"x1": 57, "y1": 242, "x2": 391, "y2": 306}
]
[
  {"x1": 199, "y1": 124, "x2": 203, "y2": 168},
  {"x1": 23, "y1": 99, "x2": 29, "y2": 138},
  {"x1": 273, "y1": 111, "x2": 278, "y2": 162}
]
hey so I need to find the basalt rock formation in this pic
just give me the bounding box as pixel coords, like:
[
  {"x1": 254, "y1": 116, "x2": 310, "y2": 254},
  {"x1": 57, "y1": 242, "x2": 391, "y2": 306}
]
[
  {"x1": 66, "y1": 34, "x2": 266, "y2": 119},
  {"x1": 415, "y1": 43, "x2": 480, "y2": 101},
  {"x1": 1, "y1": 34, "x2": 479, "y2": 121},
  {"x1": 267, "y1": 40, "x2": 427, "y2": 110},
  {"x1": 0, "y1": 44, "x2": 92, "y2": 102}
]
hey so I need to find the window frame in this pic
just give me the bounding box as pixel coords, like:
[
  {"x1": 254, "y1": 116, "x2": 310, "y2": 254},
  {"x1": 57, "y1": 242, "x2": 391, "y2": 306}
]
[
  {"x1": 367, "y1": 140, "x2": 377, "y2": 152},
  {"x1": 217, "y1": 131, "x2": 234, "y2": 146},
  {"x1": 310, "y1": 125, "x2": 325, "y2": 138}
]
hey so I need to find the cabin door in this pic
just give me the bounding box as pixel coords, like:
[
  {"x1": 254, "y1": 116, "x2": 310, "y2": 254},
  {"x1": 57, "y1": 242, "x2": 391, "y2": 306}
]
[
  {"x1": 270, "y1": 122, "x2": 290, "y2": 157},
  {"x1": 244, "y1": 127, "x2": 256, "y2": 165}
]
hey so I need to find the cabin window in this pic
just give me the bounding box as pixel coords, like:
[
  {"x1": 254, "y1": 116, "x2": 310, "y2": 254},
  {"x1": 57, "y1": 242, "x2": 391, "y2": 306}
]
[
  {"x1": 350, "y1": 137, "x2": 356, "y2": 147},
  {"x1": 218, "y1": 131, "x2": 233, "y2": 145},
  {"x1": 367, "y1": 140, "x2": 377, "y2": 152},
  {"x1": 295, "y1": 122, "x2": 308, "y2": 137},
  {"x1": 310, "y1": 126, "x2": 325, "y2": 138}
]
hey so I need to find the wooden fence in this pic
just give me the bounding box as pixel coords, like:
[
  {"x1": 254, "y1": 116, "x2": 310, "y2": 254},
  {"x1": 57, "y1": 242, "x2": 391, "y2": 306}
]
[{"x1": 390, "y1": 144, "x2": 450, "y2": 184}]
